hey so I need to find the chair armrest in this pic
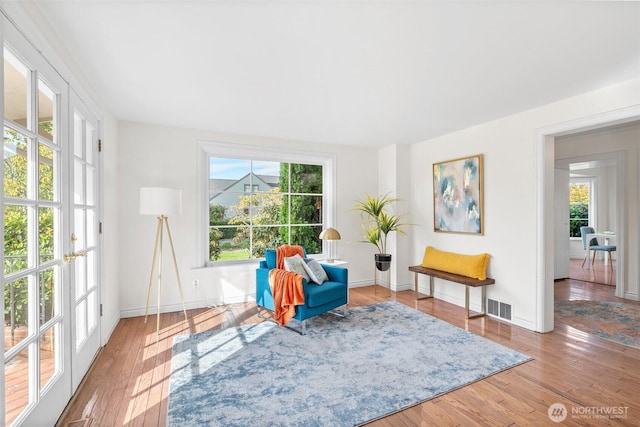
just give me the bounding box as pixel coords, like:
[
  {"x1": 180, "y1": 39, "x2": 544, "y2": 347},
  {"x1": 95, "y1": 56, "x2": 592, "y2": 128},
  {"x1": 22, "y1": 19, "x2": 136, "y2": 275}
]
[
  {"x1": 322, "y1": 264, "x2": 348, "y2": 284},
  {"x1": 256, "y1": 267, "x2": 271, "y2": 296}
]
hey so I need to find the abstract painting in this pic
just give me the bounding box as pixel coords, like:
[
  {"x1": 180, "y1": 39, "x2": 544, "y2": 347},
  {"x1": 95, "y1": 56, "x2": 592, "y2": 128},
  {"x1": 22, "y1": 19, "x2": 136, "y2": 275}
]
[{"x1": 433, "y1": 154, "x2": 483, "y2": 234}]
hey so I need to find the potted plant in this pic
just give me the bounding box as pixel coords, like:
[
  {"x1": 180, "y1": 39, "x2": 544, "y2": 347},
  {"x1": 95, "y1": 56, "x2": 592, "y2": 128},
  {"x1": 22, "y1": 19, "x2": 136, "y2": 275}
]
[{"x1": 353, "y1": 193, "x2": 413, "y2": 271}]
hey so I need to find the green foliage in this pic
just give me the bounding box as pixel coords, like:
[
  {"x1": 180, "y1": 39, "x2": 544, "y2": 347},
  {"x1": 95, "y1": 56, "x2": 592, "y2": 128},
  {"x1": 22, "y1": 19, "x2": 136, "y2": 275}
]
[
  {"x1": 209, "y1": 161, "x2": 323, "y2": 260},
  {"x1": 279, "y1": 163, "x2": 322, "y2": 254},
  {"x1": 569, "y1": 204, "x2": 589, "y2": 238},
  {"x1": 227, "y1": 190, "x2": 283, "y2": 258},
  {"x1": 353, "y1": 193, "x2": 413, "y2": 254},
  {"x1": 569, "y1": 183, "x2": 590, "y2": 238},
  {"x1": 209, "y1": 227, "x2": 223, "y2": 261},
  {"x1": 4, "y1": 127, "x2": 55, "y2": 326}
]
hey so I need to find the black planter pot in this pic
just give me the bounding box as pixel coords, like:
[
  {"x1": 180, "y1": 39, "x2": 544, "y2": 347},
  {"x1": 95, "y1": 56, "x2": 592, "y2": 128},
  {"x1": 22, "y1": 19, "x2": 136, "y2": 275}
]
[{"x1": 375, "y1": 254, "x2": 392, "y2": 271}]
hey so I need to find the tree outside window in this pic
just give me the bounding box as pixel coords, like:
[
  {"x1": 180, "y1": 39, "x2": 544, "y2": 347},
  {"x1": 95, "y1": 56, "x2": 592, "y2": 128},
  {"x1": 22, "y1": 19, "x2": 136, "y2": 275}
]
[
  {"x1": 569, "y1": 181, "x2": 590, "y2": 238},
  {"x1": 208, "y1": 158, "x2": 323, "y2": 261}
]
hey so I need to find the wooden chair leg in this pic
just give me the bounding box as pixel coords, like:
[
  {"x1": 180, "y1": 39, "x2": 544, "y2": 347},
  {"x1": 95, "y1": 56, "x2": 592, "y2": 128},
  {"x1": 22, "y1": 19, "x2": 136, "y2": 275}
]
[{"x1": 592, "y1": 250, "x2": 597, "y2": 266}]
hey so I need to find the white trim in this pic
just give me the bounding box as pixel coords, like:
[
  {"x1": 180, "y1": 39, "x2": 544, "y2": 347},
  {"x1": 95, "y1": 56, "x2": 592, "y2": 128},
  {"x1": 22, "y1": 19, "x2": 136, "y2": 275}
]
[
  {"x1": 535, "y1": 104, "x2": 640, "y2": 333},
  {"x1": 195, "y1": 141, "x2": 337, "y2": 268}
]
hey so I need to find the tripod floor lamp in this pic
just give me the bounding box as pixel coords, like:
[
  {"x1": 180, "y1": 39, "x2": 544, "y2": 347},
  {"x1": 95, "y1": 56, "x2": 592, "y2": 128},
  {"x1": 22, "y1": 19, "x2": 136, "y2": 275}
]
[{"x1": 140, "y1": 187, "x2": 188, "y2": 338}]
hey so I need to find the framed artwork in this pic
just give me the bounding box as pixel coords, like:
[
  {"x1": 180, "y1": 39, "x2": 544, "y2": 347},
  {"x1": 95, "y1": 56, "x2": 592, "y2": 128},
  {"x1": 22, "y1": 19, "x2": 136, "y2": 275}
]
[{"x1": 433, "y1": 154, "x2": 483, "y2": 234}]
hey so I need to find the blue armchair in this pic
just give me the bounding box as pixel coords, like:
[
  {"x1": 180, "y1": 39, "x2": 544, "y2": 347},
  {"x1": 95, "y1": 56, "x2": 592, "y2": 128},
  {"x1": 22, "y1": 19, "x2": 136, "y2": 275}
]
[{"x1": 256, "y1": 249, "x2": 348, "y2": 334}]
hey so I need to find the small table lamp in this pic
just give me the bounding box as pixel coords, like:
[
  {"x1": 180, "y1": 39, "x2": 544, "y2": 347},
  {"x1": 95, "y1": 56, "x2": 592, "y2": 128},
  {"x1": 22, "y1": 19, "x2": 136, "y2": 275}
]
[
  {"x1": 319, "y1": 227, "x2": 341, "y2": 263},
  {"x1": 140, "y1": 187, "x2": 188, "y2": 338}
]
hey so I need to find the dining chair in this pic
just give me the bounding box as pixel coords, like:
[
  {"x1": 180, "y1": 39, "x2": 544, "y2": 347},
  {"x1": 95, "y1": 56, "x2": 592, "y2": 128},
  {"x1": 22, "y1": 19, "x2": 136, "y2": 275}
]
[{"x1": 580, "y1": 226, "x2": 616, "y2": 269}]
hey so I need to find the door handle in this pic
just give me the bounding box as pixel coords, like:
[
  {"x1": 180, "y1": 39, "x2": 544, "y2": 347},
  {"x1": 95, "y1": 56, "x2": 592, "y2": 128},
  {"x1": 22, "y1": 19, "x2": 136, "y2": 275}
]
[{"x1": 64, "y1": 251, "x2": 87, "y2": 263}]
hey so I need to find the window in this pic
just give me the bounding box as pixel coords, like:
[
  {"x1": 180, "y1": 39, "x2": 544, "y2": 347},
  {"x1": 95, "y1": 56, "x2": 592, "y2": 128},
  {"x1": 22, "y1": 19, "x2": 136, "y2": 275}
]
[
  {"x1": 198, "y1": 143, "x2": 335, "y2": 265},
  {"x1": 569, "y1": 180, "x2": 592, "y2": 237},
  {"x1": 243, "y1": 184, "x2": 259, "y2": 193}
]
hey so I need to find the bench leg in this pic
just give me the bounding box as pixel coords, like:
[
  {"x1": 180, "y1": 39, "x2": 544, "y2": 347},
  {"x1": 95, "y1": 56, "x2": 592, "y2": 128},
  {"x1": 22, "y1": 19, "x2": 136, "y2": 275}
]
[
  {"x1": 415, "y1": 273, "x2": 434, "y2": 300},
  {"x1": 465, "y1": 285, "x2": 487, "y2": 319}
]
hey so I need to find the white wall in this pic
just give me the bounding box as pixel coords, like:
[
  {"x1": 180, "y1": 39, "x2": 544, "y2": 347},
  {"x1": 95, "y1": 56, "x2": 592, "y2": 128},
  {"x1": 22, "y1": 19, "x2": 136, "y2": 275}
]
[
  {"x1": 116, "y1": 122, "x2": 378, "y2": 316},
  {"x1": 409, "y1": 78, "x2": 640, "y2": 331},
  {"x1": 377, "y1": 144, "x2": 414, "y2": 291}
]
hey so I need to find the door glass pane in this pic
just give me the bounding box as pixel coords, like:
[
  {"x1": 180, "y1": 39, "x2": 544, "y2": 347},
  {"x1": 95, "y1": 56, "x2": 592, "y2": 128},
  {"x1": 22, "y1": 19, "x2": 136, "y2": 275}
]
[
  {"x1": 4, "y1": 346, "x2": 31, "y2": 426},
  {"x1": 4, "y1": 276, "x2": 29, "y2": 351},
  {"x1": 4, "y1": 127, "x2": 29, "y2": 199},
  {"x1": 73, "y1": 113, "x2": 83, "y2": 158},
  {"x1": 75, "y1": 255, "x2": 86, "y2": 301},
  {"x1": 86, "y1": 250, "x2": 96, "y2": 290},
  {"x1": 85, "y1": 123, "x2": 94, "y2": 165},
  {"x1": 39, "y1": 267, "x2": 56, "y2": 325},
  {"x1": 86, "y1": 209, "x2": 96, "y2": 248},
  {"x1": 38, "y1": 80, "x2": 55, "y2": 142},
  {"x1": 75, "y1": 300, "x2": 87, "y2": 349},
  {"x1": 74, "y1": 208, "x2": 86, "y2": 250},
  {"x1": 4, "y1": 205, "x2": 29, "y2": 274},
  {"x1": 87, "y1": 290, "x2": 97, "y2": 332},
  {"x1": 3, "y1": 50, "x2": 29, "y2": 126},
  {"x1": 38, "y1": 207, "x2": 54, "y2": 265},
  {"x1": 74, "y1": 159, "x2": 84, "y2": 204},
  {"x1": 38, "y1": 142, "x2": 55, "y2": 200},
  {"x1": 86, "y1": 166, "x2": 95, "y2": 206},
  {"x1": 40, "y1": 323, "x2": 58, "y2": 390}
]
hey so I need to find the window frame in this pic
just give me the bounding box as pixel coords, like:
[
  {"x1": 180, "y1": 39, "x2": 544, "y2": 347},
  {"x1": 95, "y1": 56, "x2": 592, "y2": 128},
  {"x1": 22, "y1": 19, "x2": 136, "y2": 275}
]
[
  {"x1": 569, "y1": 177, "x2": 595, "y2": 239},
  {"x1": 196, "y1": 142, "x2": 336, "y2": 267}
]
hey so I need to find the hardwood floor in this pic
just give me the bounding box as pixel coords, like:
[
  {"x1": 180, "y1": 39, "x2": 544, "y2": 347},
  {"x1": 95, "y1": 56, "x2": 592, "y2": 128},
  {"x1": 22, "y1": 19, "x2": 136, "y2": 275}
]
[
  {"x1": 567, "y1": 257, "x2": 616, "y2": 287},
  {"x1": 57, "y1": 282, "x2": 640, "y2": 426}
]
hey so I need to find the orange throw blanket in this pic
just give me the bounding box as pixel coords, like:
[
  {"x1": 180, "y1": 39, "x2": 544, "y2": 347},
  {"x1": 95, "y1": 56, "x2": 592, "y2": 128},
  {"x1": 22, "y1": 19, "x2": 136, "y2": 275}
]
[
  {"x1": 276, "y1": 245, "x2": 305, "y2": 269},
  {"x1": 269, "y1": 245, "x2": 306, "y2": 326},
  {"x1": 268, "y1": 269, "x2": 304, "y2": 326}
]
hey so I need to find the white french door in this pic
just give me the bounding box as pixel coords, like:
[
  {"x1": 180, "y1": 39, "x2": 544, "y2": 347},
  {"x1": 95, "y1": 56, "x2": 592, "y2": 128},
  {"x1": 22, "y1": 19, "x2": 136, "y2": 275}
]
[
  {"x1": 1, "y1": 18, "x2": 101, "y2": 426},
  {"x1": 68, "y1": 90, "x2": 101, "y2": 391}
]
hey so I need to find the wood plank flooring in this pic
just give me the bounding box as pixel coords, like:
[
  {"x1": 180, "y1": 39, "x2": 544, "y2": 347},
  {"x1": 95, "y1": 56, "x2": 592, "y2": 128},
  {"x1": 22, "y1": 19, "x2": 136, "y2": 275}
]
[
  {"x1": 57, "y1": 281, "x2": 640, "y2": 426},
  {"x1": 567, "y1": 257, "x2": 616, "y2": 287}
]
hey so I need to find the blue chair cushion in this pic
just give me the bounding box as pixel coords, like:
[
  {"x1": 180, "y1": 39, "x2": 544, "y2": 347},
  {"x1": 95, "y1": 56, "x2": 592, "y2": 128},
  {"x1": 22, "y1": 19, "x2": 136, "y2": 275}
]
[
  {"x1": 265, "y1": 250, "x2": 277, "y2": 269},
  {"x1": 591, "y1": 245, "x2": 616, "y2": 252},
  {"x1": 305, "y1": 280, "x2": 345, "y2": 308}
]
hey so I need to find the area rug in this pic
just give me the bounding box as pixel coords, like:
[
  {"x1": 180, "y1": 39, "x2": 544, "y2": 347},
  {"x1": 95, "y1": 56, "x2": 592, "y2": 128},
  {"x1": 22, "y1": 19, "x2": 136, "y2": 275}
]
[
  {"x1": 167, "y1": 301, "x2": 532, "y2": 426},
  {"x1": 555, "y1": 300, "x2": 640, "y2": 349}
]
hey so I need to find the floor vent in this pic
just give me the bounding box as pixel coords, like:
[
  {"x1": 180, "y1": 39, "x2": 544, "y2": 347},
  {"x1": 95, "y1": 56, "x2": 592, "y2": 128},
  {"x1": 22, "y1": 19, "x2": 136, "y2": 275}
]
[{"x1": 488, "y1": 299, "x2": 512, "y2": 321}]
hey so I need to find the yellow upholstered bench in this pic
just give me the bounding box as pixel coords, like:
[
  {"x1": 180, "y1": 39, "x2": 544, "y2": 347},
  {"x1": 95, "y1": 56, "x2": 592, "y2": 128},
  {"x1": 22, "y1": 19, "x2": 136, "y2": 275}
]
[{"x1": 409, "y1": 246, "x2": 494, "y2": 319}]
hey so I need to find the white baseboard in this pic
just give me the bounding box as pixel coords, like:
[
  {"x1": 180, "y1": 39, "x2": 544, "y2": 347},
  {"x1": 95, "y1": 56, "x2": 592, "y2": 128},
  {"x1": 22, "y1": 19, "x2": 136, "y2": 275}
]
[{"x1": 100, "y1": 314, "x2": 120, "y2": 346}]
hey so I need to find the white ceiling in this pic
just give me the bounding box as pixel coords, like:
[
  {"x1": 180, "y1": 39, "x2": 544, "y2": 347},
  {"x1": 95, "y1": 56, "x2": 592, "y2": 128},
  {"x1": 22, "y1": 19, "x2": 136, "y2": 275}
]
[{"x1": 30, "y1": 1, "x2": 640, "y2": 148}]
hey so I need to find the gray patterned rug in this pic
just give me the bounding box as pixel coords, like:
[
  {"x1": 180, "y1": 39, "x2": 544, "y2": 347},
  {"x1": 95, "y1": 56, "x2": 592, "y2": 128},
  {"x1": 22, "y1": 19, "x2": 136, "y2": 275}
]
[{"x1": 168, "y1": 301, "x2": 531, "y2": 426}]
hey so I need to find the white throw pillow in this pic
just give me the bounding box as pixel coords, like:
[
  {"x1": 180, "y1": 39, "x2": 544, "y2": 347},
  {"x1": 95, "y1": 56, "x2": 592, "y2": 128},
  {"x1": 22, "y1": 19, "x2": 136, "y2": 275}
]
[
  {"x1": 283, "y1": 254, "x2": 310, "y2": 281},
  {"x1": 302, "y1": 259, "x2": 329, "y2": 285}
]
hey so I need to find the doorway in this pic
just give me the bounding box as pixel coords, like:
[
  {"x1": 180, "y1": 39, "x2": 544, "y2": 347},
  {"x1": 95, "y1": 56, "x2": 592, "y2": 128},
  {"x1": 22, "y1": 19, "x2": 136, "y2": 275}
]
[
  {"x1": 536, "y1": 106, "x2": 640, "y2": 333},
  {"x1": 555, "y1": 154, "x2": 619, "y2": 287}
]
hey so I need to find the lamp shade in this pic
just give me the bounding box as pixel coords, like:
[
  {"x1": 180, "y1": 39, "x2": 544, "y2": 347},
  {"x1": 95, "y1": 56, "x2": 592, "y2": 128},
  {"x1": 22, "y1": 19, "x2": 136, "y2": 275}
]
[
  {"x1": 319, "y1": 227, "x2": 341, "y2": 240},
  {"x1": 140, "y1": 187, "x2": 182, "y2": 216}
]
